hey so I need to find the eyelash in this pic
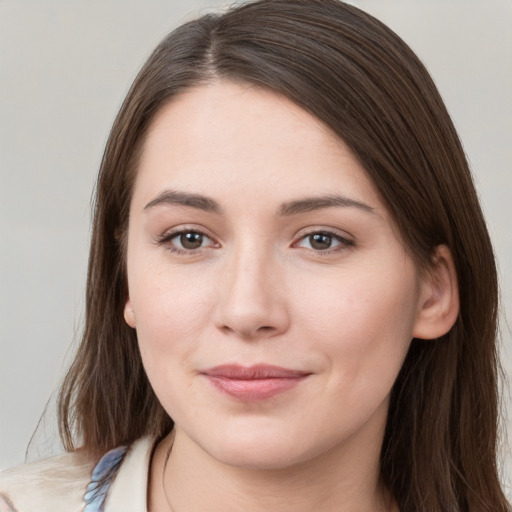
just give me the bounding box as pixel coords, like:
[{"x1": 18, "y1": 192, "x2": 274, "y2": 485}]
[
  {"x1": 293, "y1": 229, "x2": 355, "y2": 255},
  {"x1": 155, "y1": 228, "x2": 217, "y2": 255},
  {"x1": 155, "y1": 228, "x2": 355, "y2": 256}
]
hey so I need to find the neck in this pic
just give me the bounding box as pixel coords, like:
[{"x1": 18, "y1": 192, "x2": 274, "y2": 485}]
[{"x1": 148, "y1": 426, "x2": 395, "y2": 512}]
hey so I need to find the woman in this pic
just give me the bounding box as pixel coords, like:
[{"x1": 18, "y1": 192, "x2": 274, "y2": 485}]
[{"x1": 1, "y1": 0, "x2": 509, "y2": 510}]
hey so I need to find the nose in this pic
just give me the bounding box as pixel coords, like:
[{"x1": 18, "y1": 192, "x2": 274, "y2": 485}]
[{"x1": 212, "y1": 244, "x2": 290, "y2": 340}]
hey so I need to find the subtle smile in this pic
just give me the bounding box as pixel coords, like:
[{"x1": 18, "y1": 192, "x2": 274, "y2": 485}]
[{"x1": 200, "y1": 364, "x2": 312, "y2": 401}]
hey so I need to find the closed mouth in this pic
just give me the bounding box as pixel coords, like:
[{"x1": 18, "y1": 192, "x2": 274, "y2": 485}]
[{"x1": 200, "y1": 364, "x2": 312, "y2": 400}]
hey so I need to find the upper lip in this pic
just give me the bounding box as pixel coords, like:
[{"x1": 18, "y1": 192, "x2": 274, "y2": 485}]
[{"x1": 200, "y1": 364, "x2": 311, "y2": 379}]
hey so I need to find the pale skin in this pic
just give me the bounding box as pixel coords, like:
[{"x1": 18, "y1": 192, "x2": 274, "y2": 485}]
[{"x1": 123, "y1": 81, "x2": 459, "y2": 512}]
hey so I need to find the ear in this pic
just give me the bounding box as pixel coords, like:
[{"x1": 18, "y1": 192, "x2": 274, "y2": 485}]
[
  {"x1": 124, "y1": 297, "x2": 137, "y2": 328},
  {"x1": 412, "y1": 245, "x2": 459, "y2": 340}
]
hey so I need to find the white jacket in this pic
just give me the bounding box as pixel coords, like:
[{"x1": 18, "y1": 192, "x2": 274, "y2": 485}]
[{"x1": 0, "y1": 436, "x2": 154, "y2": 512}]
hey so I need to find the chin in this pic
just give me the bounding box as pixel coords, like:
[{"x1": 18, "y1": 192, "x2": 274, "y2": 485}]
[
  {"x1": 211, "y1": 444, "x2": 303, "y2": 471},
  {"x1": 198, "y1": 426, "x2": 318, "y2": 471}
]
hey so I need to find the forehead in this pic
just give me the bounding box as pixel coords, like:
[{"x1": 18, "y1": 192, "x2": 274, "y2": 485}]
[{"x1": 133, "y1": 80, "x2": 384, "y2": 215}]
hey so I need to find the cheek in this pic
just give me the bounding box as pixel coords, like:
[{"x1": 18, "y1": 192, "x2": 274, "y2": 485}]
[
  {"x1": 293, "y1": 261, "x2": 419, "y2": 389},
  {"x1": 128, "y1": 264, "x2": 213, "y2": 376},
  {"x1": 130, "y1": 278, "x2": 211, "y2": 420},
  {"x1": 298, "y1": 252, "x2": 418, "y2": 333}
]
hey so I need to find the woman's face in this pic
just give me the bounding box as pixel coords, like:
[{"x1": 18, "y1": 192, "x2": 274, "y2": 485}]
[{"x1": 124, "y1": 81, "x2": 427, "y2": 470}]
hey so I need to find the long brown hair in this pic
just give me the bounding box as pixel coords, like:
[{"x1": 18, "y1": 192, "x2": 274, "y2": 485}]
[{"x1": 58, "y1": 1, "x2": 509, "y2": 509}]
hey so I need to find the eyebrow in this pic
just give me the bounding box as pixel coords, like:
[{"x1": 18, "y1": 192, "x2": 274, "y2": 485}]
[
  {"x1": 277, "y1": 194, "x2": 376, "y2": 216},
  {"x1": 144, "y1": 190, "x2": 223, "y2": 214},
  {"x1": 144, "y1": 189, "x2": 375, "y2": 216}
]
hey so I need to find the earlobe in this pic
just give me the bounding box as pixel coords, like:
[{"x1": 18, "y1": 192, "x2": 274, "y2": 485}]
[
  {"x1": 412, "y1": 245, "x2": 460, "y2": 340},
  {"x1": 124, "y1": 298, "x2": 137, "y2": 328}
]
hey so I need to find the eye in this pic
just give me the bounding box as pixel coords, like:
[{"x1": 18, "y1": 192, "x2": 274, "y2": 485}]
[
  {"x1": 295, "y1": 231, "x2": 353, "y2": 252},
  {"x1": 157, "y1": 229, "x2": 217, "y2": 253},
  {"x1": 174, "y1": 231, "x2": 208, "y2": 250}
]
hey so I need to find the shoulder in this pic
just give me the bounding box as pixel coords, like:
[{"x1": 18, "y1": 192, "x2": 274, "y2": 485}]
[
  {"x1": 0, "y1": 450, "x2": 95, "y2": 512},
  {"x1": 0, "y1": 436, "x2": 156, "y2": 512}
]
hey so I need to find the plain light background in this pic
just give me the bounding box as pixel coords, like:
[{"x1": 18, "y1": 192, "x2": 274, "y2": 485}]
[{"x1": 1, "y1": 0, "x2": 511, "y2": 492}]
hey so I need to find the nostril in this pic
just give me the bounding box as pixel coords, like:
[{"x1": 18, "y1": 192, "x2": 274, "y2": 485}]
[
  {"x1": 219, "y1": 323, "x2": 277, "y2": 339},
  {"x1": 213, "y1": 290, "x2": 290, "y2": 339}
]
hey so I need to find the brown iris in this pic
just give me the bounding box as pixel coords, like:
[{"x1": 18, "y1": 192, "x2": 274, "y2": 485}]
[
  {"x1": 309, "y1": 233, "x2": 334, "y2": 250},
  {"x1": 179, "y1": 232, "x2": 204, "y2": 250}
]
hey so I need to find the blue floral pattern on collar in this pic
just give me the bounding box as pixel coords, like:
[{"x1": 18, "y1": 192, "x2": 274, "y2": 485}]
[{"x1": 83, "y1": 445, "x2": 128, "y2": 512}]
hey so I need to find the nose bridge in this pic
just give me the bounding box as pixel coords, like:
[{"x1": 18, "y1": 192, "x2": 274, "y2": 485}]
[
  {"x1": 231, "y1": 237, "x2": 269, "y2": 290},
  {"x1": 214, "y1": 236, "x2": 289, "y2": 338}
]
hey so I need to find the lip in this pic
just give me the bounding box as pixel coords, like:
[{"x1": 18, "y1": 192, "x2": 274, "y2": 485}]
[{"x1": 200, "y1": 364, "x2": 311, "y2": 401}]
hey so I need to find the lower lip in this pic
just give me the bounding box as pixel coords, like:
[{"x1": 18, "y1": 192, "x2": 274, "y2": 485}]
[{"x1": 204, "y1": 375, "x2": 308, "y2": 401}]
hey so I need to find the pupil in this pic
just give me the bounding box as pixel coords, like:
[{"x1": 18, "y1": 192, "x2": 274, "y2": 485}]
[
  {"x1": 181, "y1": 232, "x2": 203, "y2": 249},
  {"x1": 310, "y1": 233, "x2": 332, "y2": 250}
]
